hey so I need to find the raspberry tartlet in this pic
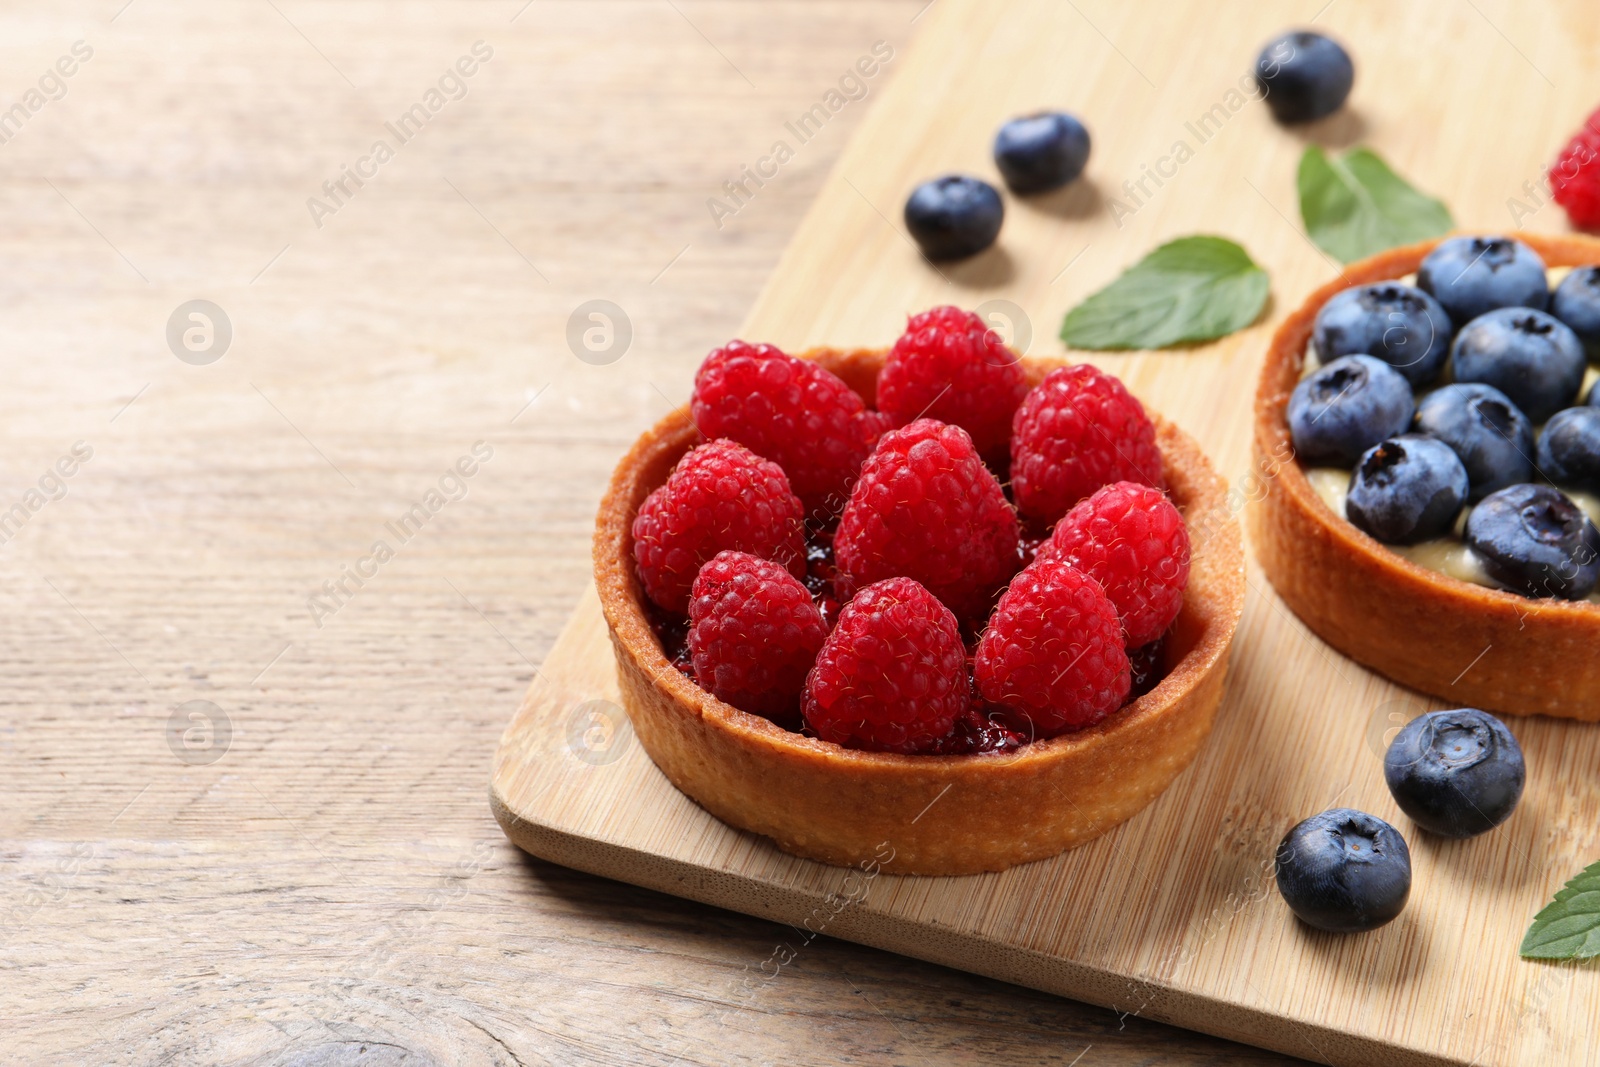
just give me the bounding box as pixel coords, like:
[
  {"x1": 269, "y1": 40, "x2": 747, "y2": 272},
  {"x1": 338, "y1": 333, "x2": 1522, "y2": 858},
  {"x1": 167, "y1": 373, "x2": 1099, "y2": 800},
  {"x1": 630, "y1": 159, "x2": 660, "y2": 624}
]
[
  {"x1": 1254, "y1": 232, "x2": 1600, "y2": 721},
  {"x1": 596, "y1": 320, "x2": 1244, "y2": 875}
]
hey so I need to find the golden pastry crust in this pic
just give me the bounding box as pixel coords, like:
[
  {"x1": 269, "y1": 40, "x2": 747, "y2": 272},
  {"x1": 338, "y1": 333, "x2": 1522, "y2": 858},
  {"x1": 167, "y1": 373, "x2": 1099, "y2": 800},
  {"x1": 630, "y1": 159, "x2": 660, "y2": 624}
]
[
  {"x1": 1253, "y1": 232, "x2": 1600, "y2": 721},
  {"x1": 594, "y1": 348, "x2": 1245, "y2": 875}
]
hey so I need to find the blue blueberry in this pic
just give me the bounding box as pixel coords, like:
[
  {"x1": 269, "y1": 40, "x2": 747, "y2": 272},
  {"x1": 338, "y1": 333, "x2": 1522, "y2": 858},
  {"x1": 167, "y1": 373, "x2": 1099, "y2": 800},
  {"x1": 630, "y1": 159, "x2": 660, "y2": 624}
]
[
  {"x1": 1288, "y1": 355, "x2": 1414, "y2": 466},
  {"x1": 1313, "y1": 283, "x2": 1452, "y2": 386},
  {"x1": 903, "y1": 175, "x2": 1003, "y2": 261},
  {"x1": 1412, "y1": 383, "x2": 1534, "y2": 501},
  {"x1": 1254, "y1": 31, "x2": 1354, "y2": 124},
  {"x1": 1275, "y1": 809, "x2": 1411, "y2": 934},
  {"x1": 1551, "y1": 266, "x2": 1600, "y2": 359},
  {"x1": 993, "y1": 112, "x2": 1090, "y2": 195},
  {"x1": 1464, "y1": 483, "x2": 1600, "y2": 599},
  {"x1": 1449, "y1": 308, "x2": 1585, "y2": 423},
  {"x1": 1418, "y1": 236, "x2": 1549, "y2": 325},
  {"x1": 1537, "y1": 406, "x2": 1600, "y2": 492},
  {"x1": 1384, "y1": 709, "x2": 1524, "y2": 839},
  {"x1": 1345, "y1": 435, "x2": 1468, "y2": 544}
]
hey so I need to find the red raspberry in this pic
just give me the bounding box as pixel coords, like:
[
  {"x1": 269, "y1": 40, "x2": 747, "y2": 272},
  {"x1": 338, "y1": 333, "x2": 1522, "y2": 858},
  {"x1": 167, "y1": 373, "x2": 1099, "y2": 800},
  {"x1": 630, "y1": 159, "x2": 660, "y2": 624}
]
[
  {"x1": 878, "y1": 306, "x2": 1027, "y2": 461},
  {"x1": 632, "y1": 439, "x2": 805, "y2": 614},
  {"x1": 974, "y1": 559, "x2": 1131, "y2": 735},
  {"x1": 1010, "y1": 364, "x2": 1164, "y2": 524},
  {"x1": 1551, "y1": 106, "x2": 1600, "y2": 230},
  {"x1": 1035, "y1": 481, "x2": 1190, "y2": 646},
  {"x1": 692, "y1": 341, "x2": 879, "y2": 518},
  {"x1": 688, "y1": 551, "x2": 827, "y2": 727},
  {"x1": 802, "y1": 577, "x2": 969, "y2": 753},
  {"x1": 833, "y1": 418, "x2": 1020, "y2": 622}
]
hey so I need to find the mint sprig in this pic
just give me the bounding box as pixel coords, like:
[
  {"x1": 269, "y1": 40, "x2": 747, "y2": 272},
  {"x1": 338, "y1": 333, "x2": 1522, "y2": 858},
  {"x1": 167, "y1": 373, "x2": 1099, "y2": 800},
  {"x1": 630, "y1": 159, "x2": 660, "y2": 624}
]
[
  {"x1": 1521, "y1": 859, "x2": 1600, "y2": 960},
  {"x1": 1059, "y1": 235, "x2": 1269, "y2": 351},
  {"x1": 1297, "y1": 146, "x2": 1453, "y2": 264}
]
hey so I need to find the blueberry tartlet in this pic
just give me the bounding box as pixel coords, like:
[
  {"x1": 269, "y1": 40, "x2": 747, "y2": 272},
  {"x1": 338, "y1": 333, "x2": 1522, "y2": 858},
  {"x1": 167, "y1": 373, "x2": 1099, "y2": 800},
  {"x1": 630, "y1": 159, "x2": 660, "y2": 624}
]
[{"x1": 1255, "y1": 233, "x2": 1600, "y2": 720}]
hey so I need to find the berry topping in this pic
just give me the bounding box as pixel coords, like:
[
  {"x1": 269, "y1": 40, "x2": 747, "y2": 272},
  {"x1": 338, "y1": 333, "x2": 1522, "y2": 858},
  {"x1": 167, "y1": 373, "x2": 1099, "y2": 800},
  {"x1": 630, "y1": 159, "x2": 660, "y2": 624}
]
[
  {"x1": 1288, "y1": 355, "x2": 1415, "y2": 467},
  {"x1": 1275, "y1": 809, "x2": 1412, "y2": 934},
  {"x1": 632, "y1": 439, "x2": 806, "y2": 614},
  {"x1": 801, "y1": 577, "x2": 970, "y2": 754},
  {"x1": 691, "y1": 341, "x2": 878, "y2": 520},
  {"x1": 1312, "y1": 282, "x2": 1452, "y2": 386},
  {"x1": 993, "y1": 111, "x2": 1091, "y2": 195},
  {"x1": 1551, "y1": 265, "x2": 1600, "y2": 357},
  {"x1": 1037, "y1": 481, "x2": 1190, "y2": 646},
  {"x1": 687, "y1": 551, "x2": 828, "y2": 727},
  {"x1": 1411, "y1": 383, "x2": 1534, "y2": 502},
  {"x1": 1010, "y1": 364, "x2": 1164, "y2": 524},
  {"x1": 1126, "y1": 636, "x2": 1168, "y2": 701},
  {"x1": 1550, "y1": 107, "x2": 1600, "y2": 230},
  {"x1": 923, "y1": 703, "x2": 1031, "y2": 755},
  {"x1": 1537, "y1": 406, "x2": 1600, "y2": 491},
  {"x1": 1449, "y1": 307, "x2": 1586, "y2": 423},
  {"x1": 1345, "y1": 435, "x2": 1468, "y2": 545},
  {"x1": 1464, "y1": 483, "x2": 1600, "y2": 600},
  {"x1": 1254, "y1": 30, "x2": 1354, "y2": 125},
  {"x1": 1383, "y1": 709, "x2": 1525, "y2": 839},
  {"x1": 834, "y1": 418, "x2": 1020, "y2": 622},
  {"x1": 1418, "y1": 236, "x2": 1549, "y2": 324},
  {"x1": 903, "y1": 175, "x2": 1004, "y2": 261},
  {"x1": 974, "y1": 559, "x2": 1132, "y2": 736},
  {"x1": 878, "y1": 305, "x2": 1028, "y2": 461}
]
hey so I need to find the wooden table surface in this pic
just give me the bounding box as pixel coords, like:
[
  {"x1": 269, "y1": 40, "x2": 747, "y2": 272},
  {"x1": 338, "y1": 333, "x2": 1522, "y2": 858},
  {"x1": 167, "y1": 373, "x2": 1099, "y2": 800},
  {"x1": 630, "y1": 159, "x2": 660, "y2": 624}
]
[{"x1": 0, "y1": 2, "x2": 1310, "y2": 1063}]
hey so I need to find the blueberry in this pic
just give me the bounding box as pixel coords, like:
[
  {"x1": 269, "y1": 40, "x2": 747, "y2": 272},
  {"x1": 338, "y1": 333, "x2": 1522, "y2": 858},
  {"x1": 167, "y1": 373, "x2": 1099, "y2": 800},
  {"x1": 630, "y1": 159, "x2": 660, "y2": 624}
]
[
  {"x1": 1384, "y1": 709, "x2": 1525, "y2": 839},
  {"x1": 1412, "y1": 383, "x2": 1534, "y2": 501},
  {"x1": 1464, "y1": 483, "x2": 1600, "y2": 599},
  {"x1": 1449, "y1": 308, "x2": 1586, "y2": 423},
  {"x1": 1275, "y1": 809, "x2": 1411, "y2": 933},
  {"x1": 1418, "y1": 236, "x2": 1549, "y2": 325},
  {"x1": 1254, "y1": 31, "x2": 1354, "y2": 124},
  {"x1": 1313, "y1": 283, "x2": 1452, "y2": 386},
  {"x1": 1537, "y1": 406, "x2": 1600, "y2": 491},
  {"x1": 903, "y1": 175, "x2": 1003, "y2": 261},
  {"x1": 1552, "y1": 266, "x2": 1600, "y2": 359},
  {"x1": 1346, "y1": 435, "x2": 1468, "y2": 544},
  {"x1": 1288, "y1": 355, "x2": 1415, "y2": 466},
  {"x1": 993, "y1": 112, "x2": 1090, "y2": 195}
]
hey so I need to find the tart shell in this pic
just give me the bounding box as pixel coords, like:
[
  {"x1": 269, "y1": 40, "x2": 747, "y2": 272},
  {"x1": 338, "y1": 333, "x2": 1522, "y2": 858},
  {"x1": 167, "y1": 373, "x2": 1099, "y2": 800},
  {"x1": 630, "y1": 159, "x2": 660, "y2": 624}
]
[
  {"x1": 1253, "y1": 233, "x2": 1600, "y2": 721},
  {"x1": 594, "y1": 348, "x2": 1245, "y2": 875}
]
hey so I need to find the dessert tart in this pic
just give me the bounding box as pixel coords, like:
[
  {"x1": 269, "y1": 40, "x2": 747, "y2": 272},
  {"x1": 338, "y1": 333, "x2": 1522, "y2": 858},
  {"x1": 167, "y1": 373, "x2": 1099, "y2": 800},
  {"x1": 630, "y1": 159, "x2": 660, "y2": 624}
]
[
  {"x1": 596, "y1": 340, "x2": 1244, "y2": 875},
  {"x1": 1254, "y1": 232, "x2": 1600, "y2": 721}
]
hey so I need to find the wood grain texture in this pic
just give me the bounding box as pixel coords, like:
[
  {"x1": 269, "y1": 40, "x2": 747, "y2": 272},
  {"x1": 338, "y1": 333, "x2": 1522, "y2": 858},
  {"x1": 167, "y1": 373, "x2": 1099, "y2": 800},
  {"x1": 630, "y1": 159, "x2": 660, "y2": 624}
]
[
  {"x1": 0, "y1": 1, "x2": 1307, "y2": 1065},
  {"x1": 495, "y1": 1, "x2": 1600, "y2": 1065}
]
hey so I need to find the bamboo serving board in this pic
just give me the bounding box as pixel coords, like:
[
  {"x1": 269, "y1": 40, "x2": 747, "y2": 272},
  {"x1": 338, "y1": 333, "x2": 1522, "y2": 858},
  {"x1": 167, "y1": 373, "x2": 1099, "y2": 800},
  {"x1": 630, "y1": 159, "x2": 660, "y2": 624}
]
[{"x1": 493, "y1": 2, "x2": 1600, "y2": 1063}]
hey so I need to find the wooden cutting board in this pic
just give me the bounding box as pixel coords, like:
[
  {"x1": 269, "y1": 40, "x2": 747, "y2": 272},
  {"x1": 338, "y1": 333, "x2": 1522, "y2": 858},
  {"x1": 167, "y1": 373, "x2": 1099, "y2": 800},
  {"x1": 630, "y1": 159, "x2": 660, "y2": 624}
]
[{"x1": 493, "y1": 2, "x2": 1600, "y2": 1063}]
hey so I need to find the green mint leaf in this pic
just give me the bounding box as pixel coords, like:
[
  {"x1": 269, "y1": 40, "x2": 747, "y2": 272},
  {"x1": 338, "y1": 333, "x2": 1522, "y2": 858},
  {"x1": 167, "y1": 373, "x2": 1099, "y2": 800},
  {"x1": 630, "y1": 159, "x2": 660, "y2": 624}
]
[
  {"x1": 1059, "y1": 235, "x2": 1269, "y2": 351},
  {"x1": 1297, "y1": 146, "x2": 1454, "y2": 263},
  {"x1": 1521, "y1": 859, "x2": 1600, "y2": 960}
]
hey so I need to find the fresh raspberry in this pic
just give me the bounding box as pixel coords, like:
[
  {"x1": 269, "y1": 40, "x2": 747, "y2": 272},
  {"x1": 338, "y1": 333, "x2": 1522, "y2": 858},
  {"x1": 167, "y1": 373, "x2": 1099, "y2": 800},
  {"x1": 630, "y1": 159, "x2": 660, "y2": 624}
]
[
  {"x1": 974, "y1": 559, "x2": 1131, "y2": 735},
  {"x1": 1035, "y1": 481, "x2": 1190, "y2": 646},
  {"x1": 632, "y1": 439, "x2": 805, "y2": 614},
  {"x1": 833, "y1": 418, "x2": 1020, "y2": 622},
  {"x1": 802, "y1": 577, "x2": 969, "y2": 753},
  {"x1": 688, "y1": 551, "x2": 827, "y2": 727},
  {"x1": 1010, "y1": 364, "x2": 1164, "y2": 524},
  {"x1": 878, "y1": 306, "x2": 1027, "y2": 461},
  {"x1": 1551, "y1": 106, "x2": 1600, "y2": 230},
  {"x1": 692, "y1": 341, "x2": 879, "y2": 519}
]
